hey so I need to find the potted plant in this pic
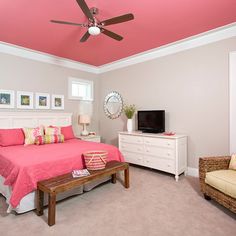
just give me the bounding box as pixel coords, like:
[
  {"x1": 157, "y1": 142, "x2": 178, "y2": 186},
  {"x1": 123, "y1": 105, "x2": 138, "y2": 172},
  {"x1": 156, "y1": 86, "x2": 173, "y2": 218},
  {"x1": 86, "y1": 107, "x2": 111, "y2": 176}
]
[{"x1": 123, "y1": 104, "x2": 136, "y2": 132}]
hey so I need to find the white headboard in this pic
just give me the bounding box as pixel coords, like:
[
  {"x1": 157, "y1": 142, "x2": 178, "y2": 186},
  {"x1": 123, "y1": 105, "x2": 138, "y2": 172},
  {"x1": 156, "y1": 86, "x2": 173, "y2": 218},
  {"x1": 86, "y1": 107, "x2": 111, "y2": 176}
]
[{"x1": 0, "y1": 112, "x2": 72, "y2": 128}]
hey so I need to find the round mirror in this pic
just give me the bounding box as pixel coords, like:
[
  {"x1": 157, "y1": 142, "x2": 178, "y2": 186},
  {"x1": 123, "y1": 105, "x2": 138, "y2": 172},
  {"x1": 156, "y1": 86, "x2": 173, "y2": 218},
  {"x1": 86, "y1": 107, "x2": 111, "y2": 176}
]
[{"x1": 104, "y1": 91, "x2": 123, "y2": 119}]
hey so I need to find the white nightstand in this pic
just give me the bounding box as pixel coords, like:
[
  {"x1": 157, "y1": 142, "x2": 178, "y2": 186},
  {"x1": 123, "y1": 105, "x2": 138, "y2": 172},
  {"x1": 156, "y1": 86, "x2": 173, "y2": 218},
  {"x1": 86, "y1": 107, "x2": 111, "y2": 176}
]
[{"x1": 76, "y1": 135, "x2": 101, "y2": 143}]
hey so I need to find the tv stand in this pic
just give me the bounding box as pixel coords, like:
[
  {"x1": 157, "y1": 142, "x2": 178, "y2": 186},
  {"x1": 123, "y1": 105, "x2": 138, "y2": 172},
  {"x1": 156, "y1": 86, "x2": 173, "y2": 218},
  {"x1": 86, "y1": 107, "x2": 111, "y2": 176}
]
[{"x1": 118, "y1": 131, "x2": 187, "y2": 181}]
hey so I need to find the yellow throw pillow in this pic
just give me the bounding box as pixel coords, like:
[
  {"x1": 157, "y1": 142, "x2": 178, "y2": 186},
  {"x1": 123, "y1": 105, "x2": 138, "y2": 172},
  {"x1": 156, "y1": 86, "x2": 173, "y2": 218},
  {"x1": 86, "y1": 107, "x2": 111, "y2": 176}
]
[
  {"x1": 229, "y1": 154, "x2": 236, "y2": 170},
  {"x1": 23, "y1": 126, "x2": 44, "y2": 145}
]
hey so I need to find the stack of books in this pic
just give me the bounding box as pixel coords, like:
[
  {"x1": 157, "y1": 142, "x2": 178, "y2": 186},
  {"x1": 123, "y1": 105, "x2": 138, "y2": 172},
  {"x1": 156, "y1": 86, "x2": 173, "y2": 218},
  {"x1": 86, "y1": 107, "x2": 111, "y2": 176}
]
[{"x1": 72, "y1": 169, "x2": 90, "y2": 178}]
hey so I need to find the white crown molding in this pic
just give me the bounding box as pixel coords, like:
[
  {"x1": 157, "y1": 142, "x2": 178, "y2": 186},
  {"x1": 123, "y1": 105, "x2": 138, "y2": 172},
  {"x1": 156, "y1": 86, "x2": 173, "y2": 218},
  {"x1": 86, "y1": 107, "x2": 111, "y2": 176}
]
[
  {"x1": 99, "y1": 22, "x2": 236, "y2": 73},
  {"x1": 187, "y1": 167, "x2": 199, "y2": 177},
  {"x1": 0, "y1": 41, "x2": 99, "y2": 74},
  {"x1": 0, "y1": 23, "x2": 236, "y2": 74}
]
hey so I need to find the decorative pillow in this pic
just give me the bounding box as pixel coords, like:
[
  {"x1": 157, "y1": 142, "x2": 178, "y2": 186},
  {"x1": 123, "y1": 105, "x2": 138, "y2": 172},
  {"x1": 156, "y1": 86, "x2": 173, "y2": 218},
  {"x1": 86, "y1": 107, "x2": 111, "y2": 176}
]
[
  {"x1": 61, "y1": 125, "x2": 75, "y2": 140},
  {"x1": 35, "y1": 134, "x2": 65, "y2": 145},
  {"x1": 45, "y1": 126, "x2": 61, "y2": 135},
  {"x1": 23, "y1": 126, "x2": 44, "y2": 145},
  {"x1": 0, "y1": 128, "x2": 25, "y2": 147},
  {"x1": 229, "y1": 154, "x2": 236, "y2": 170}
]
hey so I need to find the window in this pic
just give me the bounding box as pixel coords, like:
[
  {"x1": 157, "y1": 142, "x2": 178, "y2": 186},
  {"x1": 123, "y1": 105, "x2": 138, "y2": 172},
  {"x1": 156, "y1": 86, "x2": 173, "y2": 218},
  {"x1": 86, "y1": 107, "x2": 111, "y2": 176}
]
[{"x1": 68, "y1": 77, "x2": 93, "y2": 101}]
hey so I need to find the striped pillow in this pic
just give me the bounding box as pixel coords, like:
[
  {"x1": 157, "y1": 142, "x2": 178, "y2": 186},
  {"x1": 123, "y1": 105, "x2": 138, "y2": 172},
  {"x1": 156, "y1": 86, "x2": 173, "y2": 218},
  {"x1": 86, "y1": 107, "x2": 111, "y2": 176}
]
[
  {"x1": 23, "y1": 126, "x2": 44, "y2": 145},
  {"x1": 35, "y1": 134, "x2": 64, "y2": 145},
  {"x1": 45, "y1": 126, "x2": 61, "y2": 135}
]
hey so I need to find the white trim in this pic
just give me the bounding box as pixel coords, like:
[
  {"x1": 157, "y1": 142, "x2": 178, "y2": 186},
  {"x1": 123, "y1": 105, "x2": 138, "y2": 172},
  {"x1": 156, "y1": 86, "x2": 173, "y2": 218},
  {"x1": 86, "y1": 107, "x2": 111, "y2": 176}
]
[
  {"x1": 0, "y1": 23, "x2": 236, "y2": 74},
  {"x1": 0, "y1": 41, "x2": 99, "y2": 74},
  {"x1": 187, "y1": 167, "x2": 199, "y2": 177},
  {"x1": 99, "y1": 22, "x2": 236, "y2": 73}
]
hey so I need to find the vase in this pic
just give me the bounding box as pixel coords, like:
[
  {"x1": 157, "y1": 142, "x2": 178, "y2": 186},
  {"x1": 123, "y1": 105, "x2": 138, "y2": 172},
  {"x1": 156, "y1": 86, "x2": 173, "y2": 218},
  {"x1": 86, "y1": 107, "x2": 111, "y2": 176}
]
[{"x1": 127, "y1": 119, "x2": 133, "y2": 132}]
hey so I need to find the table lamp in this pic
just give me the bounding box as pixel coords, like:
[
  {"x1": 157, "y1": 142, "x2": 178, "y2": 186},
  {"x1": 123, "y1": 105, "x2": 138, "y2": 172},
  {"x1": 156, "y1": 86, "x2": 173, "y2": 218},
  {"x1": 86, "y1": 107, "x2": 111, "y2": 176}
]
[{"x1": 79, "y1": 114, "x2": 90, "y2": 136}]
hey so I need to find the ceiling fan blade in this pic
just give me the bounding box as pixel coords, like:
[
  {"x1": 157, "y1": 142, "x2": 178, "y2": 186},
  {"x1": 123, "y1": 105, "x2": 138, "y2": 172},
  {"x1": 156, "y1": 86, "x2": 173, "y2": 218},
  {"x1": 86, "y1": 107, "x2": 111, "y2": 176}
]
[
  {"x1": 80, "y1": 31, "x2": 90, "y2": 42},
  {"x1": 50, "y1": 20, "x2": 86, "y2": 27},
  {"x1": 76, "y1": 0, "x2": 94, "y2": 22},
  {"x1": 101, "y1": 13, "x2": 134, "y2": 26},
  {"x1": 101, "y1": 28, "x2": 123, "y2": 41}
]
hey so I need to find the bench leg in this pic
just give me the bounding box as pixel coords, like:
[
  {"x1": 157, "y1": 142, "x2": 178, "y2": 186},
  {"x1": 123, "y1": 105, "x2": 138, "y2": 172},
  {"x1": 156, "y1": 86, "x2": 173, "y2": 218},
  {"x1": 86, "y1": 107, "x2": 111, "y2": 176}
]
[
  {"x1": 124, "y1": 167, "x2": 130, "y2": 188},
  {"x1": 48, "y1": 194, "x2": 56, "y2": 226},
  {"x1": 36, "y1": 189, "x2": 44, "y2": 216},
  {"x1": 111, "y1": 173, "x2": 117, "y2": 184}
]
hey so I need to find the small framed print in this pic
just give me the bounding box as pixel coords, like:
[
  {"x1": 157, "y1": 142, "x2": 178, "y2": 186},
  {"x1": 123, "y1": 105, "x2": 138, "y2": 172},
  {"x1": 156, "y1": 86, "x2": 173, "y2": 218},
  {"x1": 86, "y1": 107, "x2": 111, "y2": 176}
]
[
  {"x1": 36, "y1": 93, "x2": 50, "y2": 109},
  {"x1": 0, "y1": 90, "x2": 15, "y2": 108},
  {"x1": 17, "y1": 91, "x2": 33, "y2": 109},
  {"x1": 51, "y1": 94, "x2": 64, "y2": 110}
]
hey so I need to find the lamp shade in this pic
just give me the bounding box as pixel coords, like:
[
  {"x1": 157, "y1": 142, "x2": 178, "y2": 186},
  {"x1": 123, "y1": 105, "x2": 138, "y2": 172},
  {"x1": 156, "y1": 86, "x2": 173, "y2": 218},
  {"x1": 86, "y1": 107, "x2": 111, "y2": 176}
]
[{"x1": 79, "y1": 114, "x2": 90, "y2": 124}]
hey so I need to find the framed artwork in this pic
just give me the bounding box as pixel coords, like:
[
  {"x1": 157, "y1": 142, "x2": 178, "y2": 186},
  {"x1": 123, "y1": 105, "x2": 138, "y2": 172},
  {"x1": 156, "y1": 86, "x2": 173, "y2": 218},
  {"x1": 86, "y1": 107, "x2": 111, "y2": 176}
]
[
  {"x1": 35, "y1": 93, "x2": 50, "y2": 109},
  {"x1": 17, "y1": 91, "x2": 33, "y2": 109},
  {"x1": 51, "y1": 94, "x2": 64, "y2": 110},
  {"x1": 0, "y1": 90, "x2": 15, "y2": 108}
]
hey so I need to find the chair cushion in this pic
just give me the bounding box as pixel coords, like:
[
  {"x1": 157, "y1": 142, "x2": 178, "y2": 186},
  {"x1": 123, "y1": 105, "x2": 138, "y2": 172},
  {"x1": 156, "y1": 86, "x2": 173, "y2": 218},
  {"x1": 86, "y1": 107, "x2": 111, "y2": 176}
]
[{"x1": 205, "y1": 170, "x2": 236, "y2": 199}]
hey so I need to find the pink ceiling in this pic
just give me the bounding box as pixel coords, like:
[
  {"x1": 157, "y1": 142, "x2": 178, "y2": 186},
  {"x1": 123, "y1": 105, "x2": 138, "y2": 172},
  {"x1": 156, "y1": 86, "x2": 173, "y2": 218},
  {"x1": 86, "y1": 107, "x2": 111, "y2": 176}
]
[{"x1": 0, "y1": 0, "x2": 236, "y2": 66}]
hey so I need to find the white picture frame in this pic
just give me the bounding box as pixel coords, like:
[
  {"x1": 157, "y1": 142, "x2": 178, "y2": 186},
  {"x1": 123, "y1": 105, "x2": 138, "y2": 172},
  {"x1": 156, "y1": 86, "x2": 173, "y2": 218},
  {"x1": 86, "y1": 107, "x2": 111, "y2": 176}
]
[
  {"x1": 35, "y1": 93, "x2": 50, "y2": 109},
  {"x1": 0, "y1": 89, "x2": 15, "y2": 108},
  {"x1": 51, "y1": 94, "x2": 64, "y2": 110},
  {"x1": 17, "y1": 91, "x2": 33, "y2": 109}
]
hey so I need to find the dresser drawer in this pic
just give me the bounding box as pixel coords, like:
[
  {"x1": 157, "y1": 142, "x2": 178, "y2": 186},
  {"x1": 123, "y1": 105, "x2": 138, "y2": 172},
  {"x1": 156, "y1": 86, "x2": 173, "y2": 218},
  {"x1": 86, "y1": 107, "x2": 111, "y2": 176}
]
[
  {"x1": 145, "y1": 146, "x2": 175, "y2": 159},
  {"x1": 143, "y1": 137, "x2": 175, "y2": 149},
  {"x1": 119, "y1": 134, "x2": 143, "y2": 144},
  {"x1": 143, "y1": 157, "x2": 175, "y2": 174},
  {"x1": 122, "y1": 151, "x2": 143, "y2": 166},
  {"x1": 120, "y1": 142, "x2": 144, "y2": 153}
]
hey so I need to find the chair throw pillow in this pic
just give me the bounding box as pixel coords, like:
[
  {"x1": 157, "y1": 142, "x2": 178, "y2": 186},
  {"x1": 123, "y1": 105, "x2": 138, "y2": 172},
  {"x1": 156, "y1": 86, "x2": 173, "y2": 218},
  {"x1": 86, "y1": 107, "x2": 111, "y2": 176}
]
[
  {"x1": 23, "y1": 126, "x2": 44, "y2": 145},
  {"x1": 35, "y1": 134, "x2": 65, "y2": 145},
  {"x1": 229, "y1": 154, "x2": 236, "y2": 170}
]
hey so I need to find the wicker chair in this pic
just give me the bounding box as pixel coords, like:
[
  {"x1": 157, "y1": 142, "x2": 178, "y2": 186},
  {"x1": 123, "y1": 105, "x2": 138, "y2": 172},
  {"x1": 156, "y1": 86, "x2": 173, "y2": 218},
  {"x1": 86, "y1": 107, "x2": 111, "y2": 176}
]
[{"x1": 199, "y1": 156, "x2": 236, "y2": 214}]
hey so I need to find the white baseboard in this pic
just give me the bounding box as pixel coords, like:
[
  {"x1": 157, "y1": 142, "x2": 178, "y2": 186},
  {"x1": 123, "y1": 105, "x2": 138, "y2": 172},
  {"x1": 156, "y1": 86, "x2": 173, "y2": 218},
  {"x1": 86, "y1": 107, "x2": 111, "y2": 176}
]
[{"x1": 187, "y1": 167, "x2": 199, "y2": 177}]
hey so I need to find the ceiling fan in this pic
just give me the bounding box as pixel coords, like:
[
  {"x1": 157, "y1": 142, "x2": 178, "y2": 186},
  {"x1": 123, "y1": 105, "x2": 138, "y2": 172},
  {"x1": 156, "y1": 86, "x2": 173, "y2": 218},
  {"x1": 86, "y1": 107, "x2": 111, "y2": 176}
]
[{"x1": 50, "y1": 0, "x2": 134, "y2": 42}]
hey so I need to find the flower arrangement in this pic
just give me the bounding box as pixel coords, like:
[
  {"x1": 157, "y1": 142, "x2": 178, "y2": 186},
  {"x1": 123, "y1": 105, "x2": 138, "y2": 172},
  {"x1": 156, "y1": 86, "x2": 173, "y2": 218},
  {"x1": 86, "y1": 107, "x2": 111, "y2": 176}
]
[{"x1": 123, "y1": 104, "x2": 136, "y2": 119}]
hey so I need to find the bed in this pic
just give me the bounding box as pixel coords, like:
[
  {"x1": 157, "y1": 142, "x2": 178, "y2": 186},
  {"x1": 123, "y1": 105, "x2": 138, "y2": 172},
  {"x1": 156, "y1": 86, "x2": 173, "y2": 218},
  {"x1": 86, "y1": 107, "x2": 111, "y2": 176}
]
[{"x1": 0, "y1": 112, "x2": 124, "y2": 213}]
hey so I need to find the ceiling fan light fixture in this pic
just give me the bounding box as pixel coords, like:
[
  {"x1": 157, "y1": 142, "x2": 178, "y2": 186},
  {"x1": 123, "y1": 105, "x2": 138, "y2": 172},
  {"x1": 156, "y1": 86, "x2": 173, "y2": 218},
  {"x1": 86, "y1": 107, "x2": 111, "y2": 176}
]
[{"x1": 88, "y1": 26, "x2": 101, "y2": 35}]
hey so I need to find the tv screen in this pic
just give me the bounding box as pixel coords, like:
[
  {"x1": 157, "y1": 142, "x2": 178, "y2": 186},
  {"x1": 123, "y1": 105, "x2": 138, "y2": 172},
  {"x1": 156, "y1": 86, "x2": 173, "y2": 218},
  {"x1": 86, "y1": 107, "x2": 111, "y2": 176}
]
[{"x1": 138, "y1": 110, "x2": 165, "y2": 133}]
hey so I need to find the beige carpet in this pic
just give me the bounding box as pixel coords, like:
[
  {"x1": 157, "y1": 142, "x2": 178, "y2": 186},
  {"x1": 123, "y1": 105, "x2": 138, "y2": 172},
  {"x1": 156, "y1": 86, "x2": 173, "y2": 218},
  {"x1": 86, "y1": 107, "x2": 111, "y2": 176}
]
[{"x1": 0, "y1": 165, "x2": 235, "y2": 236}]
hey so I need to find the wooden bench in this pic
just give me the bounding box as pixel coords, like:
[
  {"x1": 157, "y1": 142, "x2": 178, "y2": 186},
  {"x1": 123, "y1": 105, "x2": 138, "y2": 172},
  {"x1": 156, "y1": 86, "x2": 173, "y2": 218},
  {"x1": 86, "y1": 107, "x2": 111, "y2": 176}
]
[{"x1": 36, "y1": 161, "x2": 129, "y2": 226}]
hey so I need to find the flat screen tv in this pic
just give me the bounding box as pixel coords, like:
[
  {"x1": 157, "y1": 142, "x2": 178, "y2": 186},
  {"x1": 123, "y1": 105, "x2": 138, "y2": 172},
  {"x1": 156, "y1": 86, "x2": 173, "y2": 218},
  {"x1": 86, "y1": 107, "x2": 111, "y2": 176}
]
[{"x1": 138, "y1": 110, "x2": 165, "y2": 133}]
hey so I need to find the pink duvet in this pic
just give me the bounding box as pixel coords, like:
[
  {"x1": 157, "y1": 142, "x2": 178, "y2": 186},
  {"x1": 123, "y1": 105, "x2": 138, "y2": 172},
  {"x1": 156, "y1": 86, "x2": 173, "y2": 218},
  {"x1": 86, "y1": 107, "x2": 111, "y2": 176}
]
[{"x1": 0, "y1": 139, "x2": 124, "y2": 208}]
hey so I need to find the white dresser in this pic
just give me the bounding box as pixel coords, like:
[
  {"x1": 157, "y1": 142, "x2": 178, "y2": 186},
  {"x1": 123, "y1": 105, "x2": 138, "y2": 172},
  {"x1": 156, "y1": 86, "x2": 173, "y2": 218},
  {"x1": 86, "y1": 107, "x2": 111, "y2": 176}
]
[{"x1": 118, "y1": 131, "x2": 187, "y2": 181}]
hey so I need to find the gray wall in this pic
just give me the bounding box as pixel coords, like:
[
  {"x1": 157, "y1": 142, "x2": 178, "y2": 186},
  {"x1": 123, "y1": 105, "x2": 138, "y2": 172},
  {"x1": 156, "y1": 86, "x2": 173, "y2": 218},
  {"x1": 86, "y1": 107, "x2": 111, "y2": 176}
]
[
  {"x1": 1, "y1": 37, "x2": 236, "y2": 169},
  {"x1": 0, "y1": 53, "x2": 99, "y2": 135},
  {"x1": 99, "y1": 37, "x2": 236, "y2": 168}
]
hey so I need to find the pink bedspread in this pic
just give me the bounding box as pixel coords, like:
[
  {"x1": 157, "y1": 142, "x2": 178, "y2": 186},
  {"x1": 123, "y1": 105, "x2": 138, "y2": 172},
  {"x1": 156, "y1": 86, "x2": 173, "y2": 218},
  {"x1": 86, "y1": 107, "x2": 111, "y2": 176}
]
[{"x1": 0, "y1": 139, "x2": 124, "y2": 208}]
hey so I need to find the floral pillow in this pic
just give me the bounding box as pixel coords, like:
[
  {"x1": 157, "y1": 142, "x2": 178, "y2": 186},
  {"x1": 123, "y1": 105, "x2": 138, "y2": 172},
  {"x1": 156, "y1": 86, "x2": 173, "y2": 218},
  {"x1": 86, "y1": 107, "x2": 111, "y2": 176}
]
[
  {"x1": 229, "y1": 154, "x2": 236, "y2": 170},
  {"x1": 45, "y1": 126, "x2": 61, "y2": 135},
  {"x1": 35, "y1": 134, "x2": 64, "y2": 145},
  {"x1": 23, "y1": 126, "x2": 44, "y2": 145}
]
